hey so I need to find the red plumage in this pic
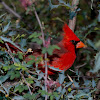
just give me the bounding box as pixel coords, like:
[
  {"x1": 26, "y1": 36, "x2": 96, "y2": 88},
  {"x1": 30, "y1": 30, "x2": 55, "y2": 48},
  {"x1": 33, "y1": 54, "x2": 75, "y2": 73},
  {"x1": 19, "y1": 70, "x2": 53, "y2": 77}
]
[{"x1": 0, "y1": 24, "x2": 85, "y2": 75}]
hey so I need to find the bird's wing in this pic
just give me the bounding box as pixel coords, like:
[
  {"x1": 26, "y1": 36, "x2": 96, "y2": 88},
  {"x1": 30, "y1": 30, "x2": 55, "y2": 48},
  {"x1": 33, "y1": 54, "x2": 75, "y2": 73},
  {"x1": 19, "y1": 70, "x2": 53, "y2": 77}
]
[{"x1": 48, "y1": 42, "x2": 76, "y2": 71}]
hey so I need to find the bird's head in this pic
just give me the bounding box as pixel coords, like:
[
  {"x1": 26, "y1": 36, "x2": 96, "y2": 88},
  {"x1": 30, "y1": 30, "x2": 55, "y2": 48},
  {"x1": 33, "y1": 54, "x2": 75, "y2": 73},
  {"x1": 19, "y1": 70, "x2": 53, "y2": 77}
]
[{"x1": 62, "y1": 24, "x2": 86, "y2": 49}]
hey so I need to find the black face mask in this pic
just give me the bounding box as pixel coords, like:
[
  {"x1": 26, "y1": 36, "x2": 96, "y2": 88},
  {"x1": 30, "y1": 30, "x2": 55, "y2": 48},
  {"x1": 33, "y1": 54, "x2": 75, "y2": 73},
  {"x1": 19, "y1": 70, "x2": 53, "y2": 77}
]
[{"x1": 71, "y1": 40, "x2": 80, "y2": 55}]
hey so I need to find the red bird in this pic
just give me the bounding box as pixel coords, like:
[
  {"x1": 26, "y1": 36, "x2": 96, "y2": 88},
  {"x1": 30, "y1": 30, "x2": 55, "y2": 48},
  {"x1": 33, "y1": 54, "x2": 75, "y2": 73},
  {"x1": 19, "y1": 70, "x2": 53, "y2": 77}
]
[
  {"x1": 0, "y1": 24, "x2": 86, "y2": 75},
  {"x1": 25, "y1": 24, "x2": 86, "y2": 75}
]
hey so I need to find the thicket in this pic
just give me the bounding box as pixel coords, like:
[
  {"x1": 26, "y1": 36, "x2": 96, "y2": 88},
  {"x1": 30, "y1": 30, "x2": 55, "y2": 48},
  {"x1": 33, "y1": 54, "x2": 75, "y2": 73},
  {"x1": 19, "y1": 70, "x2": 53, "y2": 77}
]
[{"x1": 0, "y1": 0, "x2": 100, "y2": 100}]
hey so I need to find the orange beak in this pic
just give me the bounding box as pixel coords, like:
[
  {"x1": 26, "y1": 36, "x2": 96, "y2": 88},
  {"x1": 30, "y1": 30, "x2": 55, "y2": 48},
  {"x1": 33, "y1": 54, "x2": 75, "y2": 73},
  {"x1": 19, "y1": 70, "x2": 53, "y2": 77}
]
[{"x1": 76, "y1": 41, "x2": 87, "y2": 48}]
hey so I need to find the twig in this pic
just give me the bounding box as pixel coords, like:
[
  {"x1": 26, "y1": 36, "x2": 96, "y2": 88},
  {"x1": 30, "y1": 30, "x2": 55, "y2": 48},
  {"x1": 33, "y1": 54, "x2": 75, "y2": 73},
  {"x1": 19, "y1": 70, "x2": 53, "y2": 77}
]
[
  {"x1": 5, "y1": 43, "x2": 15, "y2": 63},
  {"x1": 32, "y1": 6, "x2": 48, "y2": 100},
  {"x1": 9, "y1": 0, "x2": 16, "y2": 11},
  {"x1": 68, "y1": 0, "x2": 79, "y2": 31},
  {"x1": 33, "y1": 7, "x2": 45, "y2": 46},
  {"x1": 67, "y1": 74, "x2": 75, "y2": 87},
  {"x1": 20, "y1": 71, "x2": 32, "y2": 95},
  {"x1": 69, "y1": 69, "x2": 75, "y2": 73},
  {"x1": 28, "y1": 70, "x2": 45, "y2": 79},
  {"x1": 1, "y1": 1, "x2": 21, "y2": 19},
  {"x1": 66, "y1": 87, "x2": 94, "y2": 90},
  {"x1": 75, "y1": 63, "x2": 87, "y2": 69},
  {"x1": 71, "y1": 76, "x2": 100, "y2": 79}
]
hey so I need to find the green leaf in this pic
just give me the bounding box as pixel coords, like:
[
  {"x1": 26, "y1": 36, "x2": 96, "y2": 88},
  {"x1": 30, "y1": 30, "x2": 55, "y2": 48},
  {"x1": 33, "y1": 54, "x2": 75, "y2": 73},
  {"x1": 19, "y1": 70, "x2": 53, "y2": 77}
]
[
  {"x1": 38, "y1": 90, "x2": 47, "y2": 95},
  {"x1": 52, "y1": 45, "x2": 60, "y2": 50},
  {"x1": 9, "y1": 71, "x2": 20, "y2": 80},
  {"x1": 26, "y1": 78, "x2": 34, "y2": 84},
  {"x1": 8, "y1": 31, "x2": 16, "y2": 36},
  {"x1": 15, "y1": 85, "x2": 28, "y2": 93},
  {"x1": 12, "y1": 96, "x2": 24, "y2": 100},
  {"x1": 88, "y1": 97, "x2": 93, "y2": 100},
  {"x1": 95, "y1": 40, "x2": 100, "y2": 48},
  {"x1": 92, "y1": 79, "x2": 96, "y2": 88},
  {"x1": 28, "y1": 32, "x2": 41, "y2": 39},
  {"x1": 37, "y1": 39, "x2": 43, "y2": 45},
  {"x1": 75, "y1": 92, "x2": 87, "y2": 98},
  {"x1": 42, "y1": 47, "x2": 47, "y2": 54},
  {"x1": 0, "y1": 13, "x2": 6, "y2": 19},
  {"x1": 50, "y1": 95, "x2": 54, "y2": 100},
  {"x1": 57, "y1": 86, "x2": 62, "y2": 92},
  {"x1": 47, "y1": 45, "x2": 60, "y2": 55},
  {"x1": 58, "y1": 71, "x2": 65, "y2": 84},
  {"x1": 47, "y1": 48, "x2": 53, "y2": 55},
  {"x1": 0, "y1": 36, "x2": 23, "y2": 52},
  {"x1": 18, "y1": 52, "x2": 24, "y2": 60},
  {"x1": 0, "y1": 74, "x2": 9, "y2": 83},
  {"x1": 48, "y1": 65, "x2": 62, "y2": 71},
  {"x1": 23, "y1": 93, "x2": 36, "y2": 100},
  {"x1": 31, "y1": 38, "x2": 43, "y2": 45},
  {"x1": 0, "y1": 89, "x2": 5, "y2": 94},
  {"x1": 53, "y1": 92, "x2": 59, "y2": 97},
  {"x1": 27, "y1": 55, "x2": 35, "y2": 65},
  {"x1": 0, "y1": 39, "x2": 4, "y2": 43},
  {"x1": 52, "y1": 17, "x2": 64, "y2": 23},
  {"x1": 87, "y1": 39, "x2": 97, "y2": 50},
  {"x1": 14, "y1": 63, "x2": 27, "y2": 71},
  {"x1": 19, "y1": 39, "x2": 27, "y2": 48},
  {"x1": 93, "y1": 51, "x2": 100, "y2": 73},
  {"x1": 27, "y1": 60, "x2": 35, "y2": 65},
  {"x1": 98, "y1": 10, "x2": 100, "y2": 22},
  {"x1": 2, "y1": 21, "x2": 11, "y2": 32}
]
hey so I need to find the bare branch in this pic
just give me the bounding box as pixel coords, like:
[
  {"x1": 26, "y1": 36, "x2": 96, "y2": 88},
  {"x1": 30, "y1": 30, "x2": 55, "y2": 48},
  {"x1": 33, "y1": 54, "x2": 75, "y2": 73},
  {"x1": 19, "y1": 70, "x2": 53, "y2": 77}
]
[
  {"x1": 68, "y1": 0, "x2": 79, "y2": 32},
  {"x1": 5, "y1": 43, "x2": 15, "y2": 63},
  {"x1": 67, "y1": 74, "x2": 75, "y2": 87},
  {"x1": 20, "y1": 71, "x2": 32, "y2": 95},
  {"x1": 28, "y1": 70, "x2": 45, "y2": 79},
  {"x1": 66, "y1": 87, "x2": 94, "y2": 90},
  {"x1": 32, "y1": 6, "x2": 48, "y2": 100},
  {"x1": 75, "y1": 63, "x2": 87, "y2": 69},
  {"x1": 71, "y1": 76, "x2": 100, "y2": 79},
  {"x1": 1, "y1": 1, "x2": 21, "y2": 19}
]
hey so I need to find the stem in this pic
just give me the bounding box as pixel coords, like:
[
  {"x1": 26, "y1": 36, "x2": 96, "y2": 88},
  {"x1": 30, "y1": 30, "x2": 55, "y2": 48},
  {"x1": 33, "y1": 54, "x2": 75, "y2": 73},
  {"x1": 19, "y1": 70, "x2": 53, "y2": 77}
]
[
  {"x1": 66, "y1": 87, "x2": 94, "y2": 90},
  {"x1": 5, "y1": 43, "x2": 15, "y2": 63},
  {"x1": 44, "y1": 53, "x2": 48, "y2": 100},
  {"x1": 1, "y1": 1, "x2": 21, "y2": 19},
  {"x1": 32, "y1": 6, "x2": 48, "y2": 100},
  {"x1": 33, "y1": 7, "x2": 45, "y2": 46},
  {"x1": 71, "y1": 76, "x2": 100, "y2": 78},
  {"x1": 20, "y1": 71, "x2": 32, "y2": 95}
]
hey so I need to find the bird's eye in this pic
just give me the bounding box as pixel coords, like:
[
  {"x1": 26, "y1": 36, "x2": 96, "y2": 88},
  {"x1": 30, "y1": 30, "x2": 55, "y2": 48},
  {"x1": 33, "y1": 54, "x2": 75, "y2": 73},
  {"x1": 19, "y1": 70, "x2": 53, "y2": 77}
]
[
  {"x1": 71, "y1": 40, "x2": 80, "y2": 46},
  {"x1": 71, "y1": 40, "x2": 75, "y2": 44}
]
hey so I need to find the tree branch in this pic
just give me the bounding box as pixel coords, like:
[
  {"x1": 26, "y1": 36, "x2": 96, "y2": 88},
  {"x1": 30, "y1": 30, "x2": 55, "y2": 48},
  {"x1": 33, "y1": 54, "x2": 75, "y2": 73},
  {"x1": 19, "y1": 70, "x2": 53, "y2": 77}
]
[
  {"x1": 71, "y1": 76, "x2": 100, "y2": 79},
  {"x1": 5, "y1": 43, "x2": 15, "y2": 63},
  {"x1": 20, "y1": 71, "x2": 32, "y2": 95},
  {"x1": 68, "y1": 0, "x2": 79, "y2": 32},
  {"x1": 32, "y1": 6, "x2": 48, "y2": 100},
  {"x1": 1, "y1": 1, "x2": 21, "y2": 19},
  {"x1": 66, "y1": 87, "x2": 94, "y2": 90}
]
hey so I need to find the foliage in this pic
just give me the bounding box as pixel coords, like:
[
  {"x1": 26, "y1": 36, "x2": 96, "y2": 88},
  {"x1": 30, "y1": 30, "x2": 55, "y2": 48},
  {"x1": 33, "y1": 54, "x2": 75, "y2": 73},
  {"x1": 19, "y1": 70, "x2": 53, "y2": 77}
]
[{"x1": 0, "y1": 0, "x2": 100, "y2": 100}]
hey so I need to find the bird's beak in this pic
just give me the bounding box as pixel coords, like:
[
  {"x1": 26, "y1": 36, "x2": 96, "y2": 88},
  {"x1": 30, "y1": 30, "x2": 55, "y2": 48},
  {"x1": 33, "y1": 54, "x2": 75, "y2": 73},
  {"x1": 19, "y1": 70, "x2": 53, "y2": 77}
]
[{"x1": 76, "y1": 41, "x2": 87, "y2": 48}]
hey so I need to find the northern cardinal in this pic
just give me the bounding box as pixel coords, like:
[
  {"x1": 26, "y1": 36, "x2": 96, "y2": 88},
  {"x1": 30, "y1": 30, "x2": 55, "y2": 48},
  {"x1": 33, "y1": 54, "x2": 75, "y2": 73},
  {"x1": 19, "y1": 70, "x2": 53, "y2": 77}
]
[
  {"x1": 25, "y1": 24, "x2": 86, "y2": 75},
  {"x1": 0, "y1": 24, "x2": 86, "y2": 75}
]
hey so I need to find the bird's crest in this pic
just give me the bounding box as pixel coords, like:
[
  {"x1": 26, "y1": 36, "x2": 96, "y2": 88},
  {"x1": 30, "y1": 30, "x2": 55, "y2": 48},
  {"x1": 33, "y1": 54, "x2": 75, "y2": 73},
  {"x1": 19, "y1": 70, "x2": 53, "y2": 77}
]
[{"x1": 63, "y1": 24, "x2": 80, "y2": 42}]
